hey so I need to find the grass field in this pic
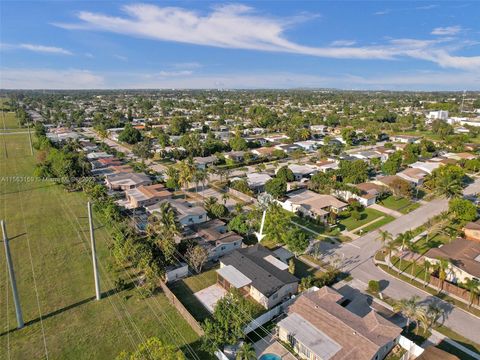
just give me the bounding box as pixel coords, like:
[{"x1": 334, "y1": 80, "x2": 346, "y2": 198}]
[
  {"x1": 0, "y1": 130, "x2": 209, "y2": 359},
  {"x1": 1, "y1": 111, "x2": 21, "y2": 130}
]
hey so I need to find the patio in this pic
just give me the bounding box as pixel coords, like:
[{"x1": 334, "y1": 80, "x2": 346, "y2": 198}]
[
  {"x1": 194, "y1": 284, "x2": 227, "y2": 313},
  {"x1": 254, "y1": 334, "x2": 297, "y2": 360}
]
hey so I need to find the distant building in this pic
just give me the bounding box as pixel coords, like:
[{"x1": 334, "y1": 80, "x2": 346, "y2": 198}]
[
  {"x1": 246, "y1": 173, "x2": 272, "y2": 193},
  {"x1": 428, "y1": 110, "x2": 449, "y2": 121},
  {"x1": 390, "y1": 135, "x2": 421, "y2": 144},
  {"x1": 125, "y1": 184, "x2": 172, "y2": 209}
]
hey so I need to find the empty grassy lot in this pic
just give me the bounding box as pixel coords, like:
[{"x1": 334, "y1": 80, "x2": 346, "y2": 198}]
[
  {"x1": 1, "y1": 111, "x2": 21, "y2": 129},
  {"x1": 0, "y1": 130, "x2": 208, "y2": 359}
]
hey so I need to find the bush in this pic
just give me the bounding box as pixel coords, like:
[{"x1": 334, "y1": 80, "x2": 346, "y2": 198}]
[{"x1": 368, "y1": 280, "x2": 380, "y2": 294}]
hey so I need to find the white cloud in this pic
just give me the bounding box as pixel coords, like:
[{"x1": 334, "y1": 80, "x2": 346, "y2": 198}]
[
  {"x1": 53, "y1": 3, "x2": 479, "y2": 71},
  {"x1": 374, "y1": 10, "x2": 390, "y2": 15},
  {"x1": 113, "y1": 54, "x2": 128, "y2": 61},
  {"x1": 1, "y1": 43, "x2": 72, "y2": 55},
  {"x1": 431, "y1": 26, "x2": 463, "y2": 36},
  {"x1": 330, "y1": 40, "x2": 356, "y2": 47},
  {"x1": 155, "y1": 70, "x2": 193, "y2": 77},
  {"x1": 0, "y1": 68, "x2": 104, "y2": 89},
  {"x1": 173, "y1": 62, "x2": 202, "y2": 69},
  {"x1": 1, "y1": 67, "x2": 478, "y2": 90}
]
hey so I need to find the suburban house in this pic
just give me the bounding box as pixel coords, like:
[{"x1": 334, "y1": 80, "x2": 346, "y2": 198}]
[
  {"x1": 275, "y1": 143, "x2": 301, "y2": 154},
  {"x1": 217, "y1": 244, "x2": 299, "y2": 309},
  {"x1": 189, "y1": 219, "x2": 243, "y2": 261},
  {"x1": 316, "y1": 159, "x2": 339, "y2": 173},
  {"x1": 350, "y1": 150, "x2": 382, "y2": 163},
  {"x1": 294, "y1": 140, "x2": 320, "y2": 152},
  {"x1": 283, "y1": 164, "x2": 319, "y2": 181},
  {"x1": 409, "y1": 161, "x2": 442, "y2": 174},
  {"x1": 91, "y1": 157, "x2": 123, "y2": 169},
  {"x1": 86, "y1": 151, "x2": 114, "y2": 160},
  {"x1": 464, "y1": 220, "x2": 480, "y2": 242},
  {"x1": 225, "y1": 151, "x2": 245, "y2": 162},
  {"x1": 424, "y1": 238, "x2": 480, "y2": 283},
  {"x1": 281, "y1": 188, "x2": 348, "y2": 223},
  {"x1": 334, "y1": 182, "x2": 387, "y2": 207},
  {"x1": 390, "y1": 135, "x2": 421, "y2": 144},
  {"x1": 125, "y1": 184, "x2": 172, "y2": 209},
  {"x1": 147, "y1": 199, "x2": 208, "y2": 226},
  {"x1": 310, "y1": 124, "x2": 327, "y2": 134},
  {"x1": 246, "y1": 173, "x2": 272, "y2": 193},
  {"x1": 193, "y1": 155, "x2": 217, "y2": 169},
  {"x1": 251, "y1": 146, "x2": 277, "y2": 158},
  {"x1": 396, "y1": 168, "x2": 428, "y2": 186},
  {"x1": 444, "y1": 152, "x2": 477, "y2": 161},
  {"x1": 277, "y1": 287, "x2": 402, "y2": 360},
  {"x1": 105, "y1": 172, "x2": 152, "y2": 191}
]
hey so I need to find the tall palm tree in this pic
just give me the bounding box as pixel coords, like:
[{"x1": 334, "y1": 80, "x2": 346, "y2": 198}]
[
  {"x1": 396, "y1": 231, "x2": 413, "y2": 271},
  {"x1": 393, "y1": 296, "x2": 424, "y2": 331},
  {"x1": 463, "y1": 278, "x2": 480, "y2": 307},
  {"x1": 418, "y1": 303, "x2": 444, "y2": 333},
  {"x1": 385, "y1": 240, "x2": 397, "y2": 269},
  {"x1": 435, "y1": 258, "x2": 451, "y2": 292},
  {"x1": 423, "y1": 260, "x2": 432, "y2": 286},
  {"x1": 377, "y1": 230, "x2": 393, "y2": 251},
  {"x1": 178, "y1": 159, "x2": 196, "y2": 197},
  {"x1": 194, "y1": 168, "x2": 208, "y2": 196},
  {"x1": 236, "y1": 343, "x2": 256, "y2": 360}
]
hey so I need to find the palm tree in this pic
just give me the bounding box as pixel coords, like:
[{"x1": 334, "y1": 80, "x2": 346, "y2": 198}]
[
  {"x1": 393, "y1": 296, "x2": 424, "y2": 331},
  {"x1": 236, "y1": 343, "x2": 256, "y2": 360},
  {"x1": 147, "y1": 202, "x2": 181, "y2": 264},
  {"x1": 385, "y1": 240, "x2": 397, "y2": 269},
  {"x1": 377, "y1": 230, "x2": 393, "y2": 251},
  {"x1": 178, "y1": 159, "x2": 195, "y2": 197},
  {"x1": 194, "y1": 168, "x2": 208, "y2": 196},
  {"x1": 423, "y1": 260, "x2": 432, "y2": 286},
  {"x1": 463, "y1": 278, "x2": 480, "y2": 307},
  {"x1": 396, "y1": 231, "x2": 413, "y2": 271},
  {"x1": 435, "y1": 177, "x2": 463, "y2": 199},
  {"x1": 418, "y1": 303, "x2": 444, "y2": 333},
  {"x1": 435, "y1": 258, "x2": 451, "y2": 292}
]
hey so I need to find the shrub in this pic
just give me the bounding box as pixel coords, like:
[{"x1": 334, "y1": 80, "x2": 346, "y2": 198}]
[{"x1": 368, "y1": 280, "x2": 380, "y2": 294}]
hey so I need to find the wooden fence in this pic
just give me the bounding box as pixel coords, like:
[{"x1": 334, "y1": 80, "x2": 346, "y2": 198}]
[{"x1": 159, "y1": 281, "x2": 205, "y2": 336}]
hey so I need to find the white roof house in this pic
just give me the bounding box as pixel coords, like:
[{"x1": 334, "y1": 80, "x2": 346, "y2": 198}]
[
  {"x1": 409, "y1": 161, "x2": 442, "y2": 174},
  {"x1": 246, "y1": 173, "x2": 272, "y2": 191}
]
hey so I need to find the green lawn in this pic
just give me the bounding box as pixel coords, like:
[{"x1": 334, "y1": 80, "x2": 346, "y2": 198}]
[
  {"x1": 339, "y1": 208, "x2": 387, "y2": 231},
  {"x1": 379, "y1": 196, "x2": 420, "y2": 214},
  {"x1": 1, "y1": 111, "x2": 21, "y2": 129},
  {"x1": 293, "y1": 258, "x2": 323, "y2": 279},
  {"x1": 0, "y1": 131, "x2": 208, "y2": 359},
  {"x1": 359, "y1": 215, "x2": 395, "y2": 233},
  {"x1": 414, "y1": 232, "x2": 451, "y2": 254},
  {"x1": 169, "y1": 268, "x2": 218, "y2": 322}
]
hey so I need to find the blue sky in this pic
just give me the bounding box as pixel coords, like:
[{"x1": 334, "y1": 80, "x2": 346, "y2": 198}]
[{"x1": 1, "y1": 1, "x2": 479, "y2": 90}]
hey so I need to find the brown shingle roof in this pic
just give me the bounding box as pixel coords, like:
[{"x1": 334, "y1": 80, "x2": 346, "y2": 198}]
[{"x1": 285, "y1": 287, "x2": 401, "y2": 360}]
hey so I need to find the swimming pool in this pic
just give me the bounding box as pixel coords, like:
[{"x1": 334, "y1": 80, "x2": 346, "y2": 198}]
[{"x1": 259, "y1": 354, "x2": 281, "y2": 360}]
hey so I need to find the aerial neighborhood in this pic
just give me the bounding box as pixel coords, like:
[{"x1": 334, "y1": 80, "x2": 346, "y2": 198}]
[{"x1": 1, "y1": 90, "x2": 480, "y2": 360}]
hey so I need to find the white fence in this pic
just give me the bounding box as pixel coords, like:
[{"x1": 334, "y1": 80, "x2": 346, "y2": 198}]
[
  {"x1": 244, "y1": 298, "x2": 294, "y2": 334},
  {"x1": 398, "y1": 335, "x2": 424, "y2": 359}
]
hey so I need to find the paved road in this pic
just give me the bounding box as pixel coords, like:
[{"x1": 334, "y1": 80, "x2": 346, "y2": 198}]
[{"x1": 317, "y1": 180, "x2": 480, "y2": 344}]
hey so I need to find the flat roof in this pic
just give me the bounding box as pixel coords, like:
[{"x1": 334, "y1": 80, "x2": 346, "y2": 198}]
[
  {"x1": 216, "y1": 265, "x2": 252, "y2": 288},
  {"x1": 278, "y1": 313, "x2": 341, "y2": 360}
]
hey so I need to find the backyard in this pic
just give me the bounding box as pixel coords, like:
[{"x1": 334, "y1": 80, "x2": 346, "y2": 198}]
[{"x1": 0, "y1": 124, "x2": 207, "y2": 359}]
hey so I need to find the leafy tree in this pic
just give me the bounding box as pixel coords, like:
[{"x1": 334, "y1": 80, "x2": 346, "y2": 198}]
[
  {"x1": 229, "y1": 133, "x2": 248, "y2": 151},
  {"x1": 202, "y1": 289, "x2": 255, "y2": 353},
  {"x1": 426, "y1": 164, "x2": 465, "y2": 198},
  {"x1": 170, "y1": 116, "x2": 189, "y2": 135},
  {"x1": 276, "y1": 166, "x2": 295, "y2": 182},
  {"x1": 283, "y1": 228, "x2": 309, "y2": 256},
  {"x1": 264, "y1": 178, "x2": 287, "y2": 199},
  {"x1": 227, "y1": 214, "x2": 250, "y2": 235},
  {"x1": 165, "y1": 166, "x2": 180, "y2": 190},
  {"x1": 390, "y1": 177, "x2": 412, "y2": 199},
  {"x1": 116, "y1": 337, "x2": 184, "y2": 360},
  {"x1": 230, "y1": 179, "x2": 254, "y2": 196},
  {"x1": 382, "y1": 151, "x2": 403, "y2": 175},
  {"x1": 341, "y1": 128, "x2": 357, "y2": 145},
  {"x1": 338, "y1": 160, "x2": 368, "y2": 184},
  {"x1": 132, "y1": 139, "x2": 152, "y2": 160},
  {"x1": 118, "y1": 123, "x2": 142, "y2": 144},
  {"x1": 448, "y1": 198, "x2": 478, "y2": 222},
  {"x1": 393, "y1": 295, "x2": 424, "y2": 329},
  {"x1": 368, "y1": 280, "x2": 380, "y2": 294}
]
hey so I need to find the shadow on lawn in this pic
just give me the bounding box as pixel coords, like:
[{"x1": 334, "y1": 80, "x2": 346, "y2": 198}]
[{"x1": 0, "y1": 282, "x2": 134, "y2": 337}]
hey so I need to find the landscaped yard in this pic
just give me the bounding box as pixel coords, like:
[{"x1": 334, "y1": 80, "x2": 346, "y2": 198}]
[
  {"x1": 414, "y1": 232, "x2": 451, "y2": 254},
  {"x1": 169, "y1": 268, "x2": 218, "y2": 321},
  {"x1": 339, "y1": 208, "x2": 391, "y2": 232},
  {"x1": 293, "y1": 257, "x2": 323, "y2": 279},
  {"x1": 379, "y1": 195, "x2": 420, "y2": 214},
  {"x1": 0, "y1": 130, "x2": 209, "y2": 359}
]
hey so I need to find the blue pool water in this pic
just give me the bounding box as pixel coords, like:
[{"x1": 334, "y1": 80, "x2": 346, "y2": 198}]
[{"x1": 259, "y1": 354, "x2": 281, "y2": 360}]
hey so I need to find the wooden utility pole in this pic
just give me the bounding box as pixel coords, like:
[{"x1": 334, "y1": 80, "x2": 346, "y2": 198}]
[
  {"x1": 87, "y1": 202, "x2": 101, "y2": 300},
  {"x1": 2, "y1": 220, "x2": 24, "y2": 329}
]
